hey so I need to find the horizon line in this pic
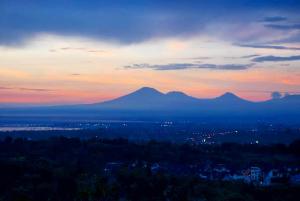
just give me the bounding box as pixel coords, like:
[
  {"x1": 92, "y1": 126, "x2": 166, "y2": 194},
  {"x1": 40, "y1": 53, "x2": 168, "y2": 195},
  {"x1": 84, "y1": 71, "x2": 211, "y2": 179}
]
[{"x1": 1, "y1": 86, "x2": 299, "y2": 107}]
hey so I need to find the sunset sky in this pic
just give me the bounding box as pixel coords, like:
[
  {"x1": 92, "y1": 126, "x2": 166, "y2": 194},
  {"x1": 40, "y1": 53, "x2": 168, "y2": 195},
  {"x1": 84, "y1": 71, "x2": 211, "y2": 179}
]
[{"x1": 1, "y1": 0, "x2": 300, "y2": 104}]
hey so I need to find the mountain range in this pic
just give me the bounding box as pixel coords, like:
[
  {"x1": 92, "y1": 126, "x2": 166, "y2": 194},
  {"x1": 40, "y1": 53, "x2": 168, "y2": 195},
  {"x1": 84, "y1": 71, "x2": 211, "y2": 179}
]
[
  {"x1": 87, "y1": 87, "x2": 251, "y2": 110},
  {"x1": 90, "y1": 87, "x2": 300, "y2": 112},
  {"x1": 1, "y1": 87, "x2": 300, "y2": 122}
]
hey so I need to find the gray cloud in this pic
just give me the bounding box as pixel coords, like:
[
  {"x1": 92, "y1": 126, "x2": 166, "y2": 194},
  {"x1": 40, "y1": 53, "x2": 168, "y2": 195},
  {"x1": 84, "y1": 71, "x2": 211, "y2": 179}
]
[
  {"x1": 280, "y1": 63, "x2": 290, "y2": 66},
  {"x1": 0, "y1": 86, "x2": 53, "y2": 92},
  {"x1": 124, "y1": 63, "x2": 254, "y2": 71},
  {"x1": 124, "y1": 63, "x2": 196, "y2": 70},
  {"x1": 0, "y1": 87, "x2": 13, "y2": 90},
  {"x1": 271, "y1": 33, "x2": 300, "y2": 43},
  {"x1": 60, "y1": 47, "x2": 86, "y2": 50},
  {"x1": 240, "y1": 54, "x2": 261, "y2": 58},
  {"x1": 239, "y1": 89, "x2": 300, "y2": 94},
  {"x1": 188, "y1": 56, "x2": 211, "y2": 60},
  {"x1": 260, "y1": 16, "x2": 287, "y2": 22},
  {"x1": 19, "y1": 88, "x2": 53, "y2": 92},
  {"x1": 198, "y1": 63, "x2": 254, "y2": 70},
  {"x1": 49, "y1": 47, "x2": 106, "y2": 54},
  {"x1": 252, "y1": 55, "x2": 300, "y2": 62},
  {"x1": 87, "y1": 50, "x2": 105, "y2": 53},
  {"x1": 225, "y1": 54, "x2": 261, "y2": 59},
  {"x1": 235, "y1": 43, "x2": 300, "y2": 50},
  {"x1": 1, "y1": 0, "x2": 300, "y2": 46},
  {"x1": 271, "y1": 91, "x2": 282, "y2": 99},
  {"x1": 265, "y1": 23, "x2": 300, "y2": 30}
]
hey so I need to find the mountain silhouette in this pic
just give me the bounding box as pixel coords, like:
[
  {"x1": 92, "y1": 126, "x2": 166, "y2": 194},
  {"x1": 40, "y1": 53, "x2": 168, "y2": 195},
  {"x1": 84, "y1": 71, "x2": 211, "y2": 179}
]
[
  {"x1": 93, "y1": 87, "x2": 199, "y2": 110},
  {"x1": 91, "y1": 87, "x2": 254, "y2": 111},
  {"x1": 86, "y1": 87, "x2": 300, "y2": 117},
  {"x1": 1, "y1": 87, "x2": 299, "y2": 123},
  {"x1": 215, "y1": 92, "x2": 243, "y2": 101}
]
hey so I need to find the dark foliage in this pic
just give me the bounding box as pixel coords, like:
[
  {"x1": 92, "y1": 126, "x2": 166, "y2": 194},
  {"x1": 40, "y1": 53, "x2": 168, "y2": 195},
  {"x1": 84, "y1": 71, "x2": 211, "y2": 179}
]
[{"x1": 0, "y1": 137, "x2": 299, "y2": 201}]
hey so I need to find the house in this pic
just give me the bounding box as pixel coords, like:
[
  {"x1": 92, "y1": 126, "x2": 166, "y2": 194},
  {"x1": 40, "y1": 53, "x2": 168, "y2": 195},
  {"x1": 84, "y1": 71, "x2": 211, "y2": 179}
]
[
  {"x1": 263, "y1": 169, "x2": 289, "y2": 186},
  {"x1": 250, "y1": 167, "x2": 261, "y2": 182},
  {"x1": 263, "y1": 170, "x2": 273, "y2": 186}
]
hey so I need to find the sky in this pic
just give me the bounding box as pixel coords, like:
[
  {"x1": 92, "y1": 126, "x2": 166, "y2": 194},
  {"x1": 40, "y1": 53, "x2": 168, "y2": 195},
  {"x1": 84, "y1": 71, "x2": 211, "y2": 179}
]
[{"x1": 0, "y1": 0, "x2": 300, "y2": 104}]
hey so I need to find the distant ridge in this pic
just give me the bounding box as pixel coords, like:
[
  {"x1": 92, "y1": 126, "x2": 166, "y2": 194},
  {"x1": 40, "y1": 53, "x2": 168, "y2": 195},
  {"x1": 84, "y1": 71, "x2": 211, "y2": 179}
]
[
  {"x1": 93, "y1": 87, "x2": 199, "y2": 110},
  {"x1": 216, "y1": 92, "x2": 241, "y2": 100},
  {"x1": 212, "y1": 92, "x2": 252, "y2": 104},
  {"x1": 89, "y1": 86, "x2": 300, "y2": 111},
  {"x1": 127, "y1": 87, "x2": 163, "y2": 96},
  {"x1": 93, "y1": 87, "x2": 255, "y2": 106},
  {"x1": 1, "y1": 87, "x2": 299, "y2": 122}
]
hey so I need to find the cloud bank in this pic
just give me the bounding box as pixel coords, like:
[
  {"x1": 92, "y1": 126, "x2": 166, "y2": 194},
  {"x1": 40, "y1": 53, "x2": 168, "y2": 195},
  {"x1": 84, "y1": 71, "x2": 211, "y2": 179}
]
[
  {"x1": 1, "y1": 0, "x2": 300, "y2": 46},
  {"x1": 0, "y1": 86, "x2": 53, "y2": 92},
  {"x1": 260, "y1": 16, "x2": 287, "y2": 22},
  {"x1": 124, "y1": 63, "x2": 254, "y2": 71},
  {"x1": 236, "y1": 44, "x2": 300, "y2": 50},
  {"x1": 265, "y1": 24, "x2": 300, "y2": 30},
  {"x1": 252, "y1": 55, "x2": 300, "y2": 62}
]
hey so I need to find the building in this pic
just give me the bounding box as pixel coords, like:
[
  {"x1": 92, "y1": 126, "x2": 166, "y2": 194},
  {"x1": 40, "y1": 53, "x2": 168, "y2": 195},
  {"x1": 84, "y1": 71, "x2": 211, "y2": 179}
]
[{"x1": 250, "y1": 167, "x2": 261, "y2": 182}]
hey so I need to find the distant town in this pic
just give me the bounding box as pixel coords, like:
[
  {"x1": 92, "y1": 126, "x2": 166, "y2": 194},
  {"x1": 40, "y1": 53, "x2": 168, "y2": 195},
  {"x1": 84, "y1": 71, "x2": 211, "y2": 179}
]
[
  {"x1": 1, "y1": 120, "x2": 300, "y2": 144},
  {"x1": 103, "y1": 161, "x2": 300, "y2": 187}
]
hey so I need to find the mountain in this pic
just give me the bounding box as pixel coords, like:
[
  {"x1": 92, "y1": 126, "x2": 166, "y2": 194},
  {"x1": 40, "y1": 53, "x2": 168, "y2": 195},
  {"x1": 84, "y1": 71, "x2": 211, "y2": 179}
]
[
  {"x1": 86, "y1": 87, "x2": 300, "y2": 119},
  {"x1": 214, "y1": 92, "x2": 247, "y2": 102},
  {"x1": 204, "y1": 92, "x2": 254, "y2": 110},
  {"x1": 1, "y1": 87, "x2": 299, "y2": 122},
  {"x1": 90, "y1": 87, "x2": 254, "y2": 111},
  {"x1": 259, "y1": 94, "x2": 300, "y2": 112},
  {"x1": 92, "y1": 87, "x2": 200, "y2": 110}
]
